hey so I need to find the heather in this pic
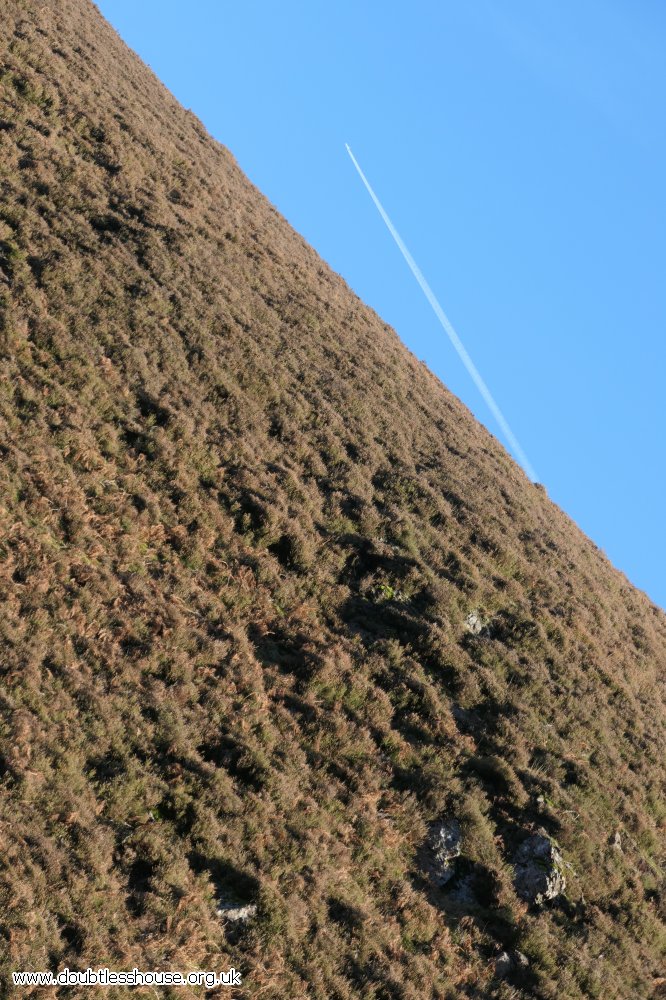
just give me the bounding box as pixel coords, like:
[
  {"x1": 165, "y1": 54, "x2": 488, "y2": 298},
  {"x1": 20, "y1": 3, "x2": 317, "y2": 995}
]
[{"x1": 0, "y1": 2, "x2": 664, "y2": 997}]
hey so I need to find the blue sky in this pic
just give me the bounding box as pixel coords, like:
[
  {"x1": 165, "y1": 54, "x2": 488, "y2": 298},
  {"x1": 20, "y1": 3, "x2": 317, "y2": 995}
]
[{"x1": 98, "y1": 0, "x2": 666, "y2": 610}]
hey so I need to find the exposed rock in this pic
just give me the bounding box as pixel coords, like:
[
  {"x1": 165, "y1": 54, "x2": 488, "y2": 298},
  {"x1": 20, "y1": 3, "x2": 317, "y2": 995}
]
[
  {"x1": 215, "y1": 894, "x2": 258, "y2": 922},
  {"x1": 612, "y1": 831, "x2": 623, "y2": 852},
  {"x1": 495, "y1": 949, "x2": 529, "y2": 979},
  {"x1": 495, "y1": 952, "x2": 512, "y2": 979},
  {"x1": 465, "y1": 611, "x2": 488, "y2": 636},
  {"x1": 513, "y1": 833, "x2": 566, "y2": 905},
  {"x1": 427, "y1": 818, "x2": 462, "y2": 886}
]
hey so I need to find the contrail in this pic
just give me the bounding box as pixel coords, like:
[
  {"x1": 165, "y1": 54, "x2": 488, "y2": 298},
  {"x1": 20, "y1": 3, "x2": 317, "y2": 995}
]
[{"x1": 345, "y1": 143, "x2": 538, "y2": 483}]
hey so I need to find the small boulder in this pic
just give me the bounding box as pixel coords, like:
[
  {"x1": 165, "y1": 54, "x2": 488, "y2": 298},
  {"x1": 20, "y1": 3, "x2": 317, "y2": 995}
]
[
  {"x1": 513, "y1": 833, "x2": 566, "y2": 905},
  {"x1": 495, "y1": 952, "x2": 513, "y2": 979},
  {"x1": 495, "y1": 949, "x2": 529, "y2": 980},
  {"x1": 427, "y1": 818, "x2": 462, "y2": 886},
  {"x1": 465, "y1": 611, "x2": 488, "y2": 636},
  {"x1": 216, "y1": 894, "x2": 257, "y2": 922}
]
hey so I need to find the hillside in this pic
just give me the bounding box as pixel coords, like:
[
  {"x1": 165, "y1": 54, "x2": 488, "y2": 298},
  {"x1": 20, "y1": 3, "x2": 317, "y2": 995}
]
[{"x1": 0, "y1": 1, "x2": 664, "y2": 997}]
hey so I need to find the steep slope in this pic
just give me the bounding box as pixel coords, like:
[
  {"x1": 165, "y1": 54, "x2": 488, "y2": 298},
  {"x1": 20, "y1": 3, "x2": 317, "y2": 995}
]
[{"x1": 0, "y1": 2, "x2": 664, "y2": 997}]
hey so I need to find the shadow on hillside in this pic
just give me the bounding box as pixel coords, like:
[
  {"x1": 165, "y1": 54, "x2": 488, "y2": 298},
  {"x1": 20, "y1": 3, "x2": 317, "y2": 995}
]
[{"x1": 338, "y1": 594, "x2": 429, "y2": 646}]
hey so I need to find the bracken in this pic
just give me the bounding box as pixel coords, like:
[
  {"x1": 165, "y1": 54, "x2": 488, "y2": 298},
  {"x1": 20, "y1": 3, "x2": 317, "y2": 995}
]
[{"x1": 0, "y1": 2, "x2": 664, "y2": 998}]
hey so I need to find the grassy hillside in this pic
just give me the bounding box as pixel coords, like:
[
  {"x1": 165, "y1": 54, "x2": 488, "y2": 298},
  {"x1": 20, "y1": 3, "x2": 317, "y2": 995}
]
[{"x1": 0, "y1": 1, "x2": 664, "y2": 996}]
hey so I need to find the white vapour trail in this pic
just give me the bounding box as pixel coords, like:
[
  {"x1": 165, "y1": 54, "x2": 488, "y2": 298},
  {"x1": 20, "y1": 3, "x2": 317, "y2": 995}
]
[{"x1": 345, "y1": 144, "x2": 538, "y2": 483}]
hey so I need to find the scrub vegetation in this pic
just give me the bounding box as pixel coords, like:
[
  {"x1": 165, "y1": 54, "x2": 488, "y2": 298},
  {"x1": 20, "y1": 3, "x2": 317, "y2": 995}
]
[{"x1": 0, "y1": 2, "x2": 664, "y2": 997}]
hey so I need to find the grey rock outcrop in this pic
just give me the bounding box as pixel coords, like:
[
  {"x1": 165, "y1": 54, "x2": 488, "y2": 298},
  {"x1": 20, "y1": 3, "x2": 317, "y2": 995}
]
[
  {"x1": 427, "y1": 818, "x2": 462, "y2": 887},
  {"x1": 513, "y1": 833, "x2": 566, "y2": 905},
  {"x1": 495, "y1": 950, "x2": 529, "y2": 979},
  {"x1": 215, "y1": 894, "x2": 258, "y2": 922},
  {"x1": 465, "y1": 611, "x2": 489, "y2": 636},
  {"x1": 495, "y1": 952, "x2": 513, "y2": 978}
]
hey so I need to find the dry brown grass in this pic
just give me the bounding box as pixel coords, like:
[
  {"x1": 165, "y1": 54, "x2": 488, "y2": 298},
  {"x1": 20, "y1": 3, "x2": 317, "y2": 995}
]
[{"x1": 0, "y1": 1, "x2": 664, "y2": 997}]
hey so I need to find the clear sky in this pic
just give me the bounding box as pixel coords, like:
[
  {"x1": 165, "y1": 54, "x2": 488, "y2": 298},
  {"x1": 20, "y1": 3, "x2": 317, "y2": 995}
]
[{"x1": 97, "y1": 0, "x2": 666, "y2": 610}]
